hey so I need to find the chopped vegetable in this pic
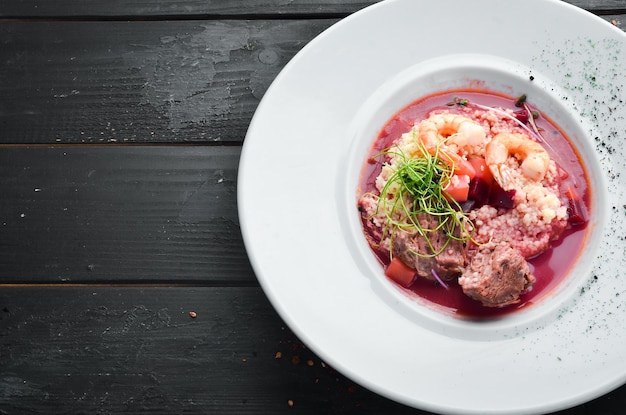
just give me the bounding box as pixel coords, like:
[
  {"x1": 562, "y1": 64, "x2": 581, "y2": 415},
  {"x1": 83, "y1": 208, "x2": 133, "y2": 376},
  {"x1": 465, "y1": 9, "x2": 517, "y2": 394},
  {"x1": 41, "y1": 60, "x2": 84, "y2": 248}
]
[
  {"x1": 514, "y1": 109, "x2": 530, "y2": 124},
  {"x1": 468, "y1": 177, "x2": 491, "y2": 205},
  {"x1": 444, "y1": 174, "x2": 470, "y2": 203},
  {"x1": 489, "y1": 185, "x2": 516, "y2": 209},
  {"x1": 466, "y1": 158, "x2": 493, "y2": 206},
  {"x1": 450, "y1": 155, "x2": 476, "y2": 179},
  {"x1": 385, "y1": 258, "x2": 416, "y2": 287},
  {"x1": 436, "y1": 150, "x2": 476, "y2": 179},
  {"x1": 468, "y1": 158, "x2": 493, "y2": 185},
  {"x1": 565, "y1": 185, "x2": 588, "y2": 225}
]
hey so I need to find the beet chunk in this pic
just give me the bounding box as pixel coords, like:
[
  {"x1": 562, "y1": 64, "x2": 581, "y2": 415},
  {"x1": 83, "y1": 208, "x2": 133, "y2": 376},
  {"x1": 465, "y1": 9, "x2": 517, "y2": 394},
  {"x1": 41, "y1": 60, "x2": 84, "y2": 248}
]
[
  {"x1": 513, "y1": 109, "x2": 530, "y2": 124},
  {"x1": 468, "y1": 177, "x2": 491, "y2": 206},
  {"x1": 565, "y1": 186, "x2": 588, "y2": 225},
  {"x1": 489, "y1": 185, "x2": 516, "y2": 209}
]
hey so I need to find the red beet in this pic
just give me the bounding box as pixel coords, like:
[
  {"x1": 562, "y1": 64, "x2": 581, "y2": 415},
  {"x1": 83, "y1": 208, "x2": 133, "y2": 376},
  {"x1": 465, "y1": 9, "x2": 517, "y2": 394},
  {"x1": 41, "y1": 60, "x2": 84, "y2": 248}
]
[
  {"x1": 514, "y1": 109, "x2": 530, "y2": 124},
  {"x1": 468, "y1": 177, "x2": 491, "y2": 206},
  {"x1": 489, "y1": 185, "x2": 516, "y2": 209}
]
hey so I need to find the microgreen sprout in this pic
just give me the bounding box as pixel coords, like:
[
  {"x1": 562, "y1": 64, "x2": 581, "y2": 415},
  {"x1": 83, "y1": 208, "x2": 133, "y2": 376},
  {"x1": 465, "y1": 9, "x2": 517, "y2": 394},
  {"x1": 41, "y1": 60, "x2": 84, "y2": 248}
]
[
  {"x1": 431, "y1": 269, "x2": 450, "y2": 290},
  {"x1": 448, "y1": 97, "x2": 469, "y2": 106},
  {"x1": 371, "y1": 132, "x2": 474, "y2": 259}
]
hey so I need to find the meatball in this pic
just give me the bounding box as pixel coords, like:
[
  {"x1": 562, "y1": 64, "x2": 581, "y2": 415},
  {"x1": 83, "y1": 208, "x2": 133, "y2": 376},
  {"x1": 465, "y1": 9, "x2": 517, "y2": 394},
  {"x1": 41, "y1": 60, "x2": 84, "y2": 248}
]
[
  {"x1": 459, "y1": 243, "x2": 535, "y2": 307},
  {"x1": 393, "y1": 214, "x2": 467, "y2": 282}
]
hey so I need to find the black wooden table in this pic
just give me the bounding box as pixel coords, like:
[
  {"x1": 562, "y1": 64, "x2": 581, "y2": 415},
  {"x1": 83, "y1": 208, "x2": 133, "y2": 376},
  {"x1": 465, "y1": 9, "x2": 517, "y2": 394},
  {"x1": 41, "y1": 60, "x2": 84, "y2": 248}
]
[{"x1": 1, "y1": 1, "x2": 624, "y2": 413}]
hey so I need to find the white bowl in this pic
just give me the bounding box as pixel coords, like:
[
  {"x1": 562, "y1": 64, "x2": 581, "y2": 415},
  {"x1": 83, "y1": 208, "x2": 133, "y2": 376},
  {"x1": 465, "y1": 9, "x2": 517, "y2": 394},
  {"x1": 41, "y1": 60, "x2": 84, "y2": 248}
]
[
  {"x1": 342, "y1": 54, "x2": 607, "y2": 340},
  {"x1": 238, "y1": 1, "x2": 626, "y2": 412}
]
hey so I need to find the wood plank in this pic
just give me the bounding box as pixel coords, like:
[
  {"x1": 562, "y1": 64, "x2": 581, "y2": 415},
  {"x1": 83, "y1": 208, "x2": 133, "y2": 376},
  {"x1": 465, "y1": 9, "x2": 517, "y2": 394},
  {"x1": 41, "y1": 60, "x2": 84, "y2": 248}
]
[
  {"x1": 0, "y1": 286, "x2": 426, "y2": 414},
  {"x1": 604, "y1": 14, "x2": 626, "y2": 30},
  {"x1": 0, "y1": 145, "x2": 253, "y2": 283},
  {"x1": 0, "y1": 20, "x2": 336, "y2": 144},
  {"x1": 0, "y1": 0, "x2": 624, "y2": 18},
  {"x1": 2, "y1": 14, "x2": 625, "y2": 145},
  {"x1": 1, "y1": 1, "x2": 375, "y2": 18},
  {"x1": 0, "y1": 286, "x2": 624, "y2": 414}
]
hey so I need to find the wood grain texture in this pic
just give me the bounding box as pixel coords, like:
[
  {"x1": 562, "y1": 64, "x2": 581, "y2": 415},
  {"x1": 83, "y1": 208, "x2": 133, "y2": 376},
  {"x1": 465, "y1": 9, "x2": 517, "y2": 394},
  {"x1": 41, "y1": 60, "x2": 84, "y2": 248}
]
[
  {"x1": 0, "y1": 286, "x2": 625, "y2": 415},
  {"x1": 604, "y1": 14, "x2": 626, "y2": 29},
  {"x1": 0, "y1": 146, "x2": 253, "y2": 283},
  {"x1": 1, "y1": 0, "x2": 625, "y2": 414},
  {"x1": 0, "y1": 0, "x2": 374, "y2": 18},
  {"x1": 1, "y1": 0, "x2": 624, "y2": 18},
  {"x1": 0, "y1": 20, "x2": 335, "y2": 144},
  {"x1": 2, "y1": 14, "x2": 625, "y2": 144},
  {"x1": 0, "y1": 286, "x2": 429, "y2": 415}
]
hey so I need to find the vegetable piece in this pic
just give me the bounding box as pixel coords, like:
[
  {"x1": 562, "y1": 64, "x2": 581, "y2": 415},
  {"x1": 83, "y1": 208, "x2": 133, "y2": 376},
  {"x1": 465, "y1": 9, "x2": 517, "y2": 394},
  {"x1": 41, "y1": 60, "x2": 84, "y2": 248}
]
[
  {"x1": 431, "y1": 269, "x2": 450, "y2": 290},
  {"x1": 439, "y1": 150, "x2": 476, "y2": 179},
  {"x1": 468, "y1": 158, "x2": 493, "y2": 185},
  {"x1": 468, "y1": 177, "x2": 491, "y2": 205},
  {"x1": 515, "y1": 94, "x2": 527, "y2": 107},
  {"x1": 489, "y1": 185, "x2": 516, "y2": 209},
  {"x1": 565, "y1": 185, "x2": 587, "y2": 225},
  {"x1": 385, "y1": 258, "x2": 416, "y2": 288},
  {"x1": 448, "y1": 97, "x2": 469, "y2": 106},
  {"x1": 453, "y1": 158, "x2": 477, "y2": 180},
  {"x1": 467, "y1": 158, "x2": 493, "y2": 205},
  {"x1": 514, "y1": 109, "x2": 530, "y2": 124},
  {"x1": 444, "y1": 174, "x2": 470, "y2": 203}
]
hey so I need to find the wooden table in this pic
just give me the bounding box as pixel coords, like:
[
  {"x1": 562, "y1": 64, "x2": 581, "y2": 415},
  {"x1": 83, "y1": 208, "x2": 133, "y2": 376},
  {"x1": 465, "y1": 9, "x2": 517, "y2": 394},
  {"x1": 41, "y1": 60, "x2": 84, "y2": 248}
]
[{"x1": 1, "y1": 1, "x2": 624, "y2": 413}]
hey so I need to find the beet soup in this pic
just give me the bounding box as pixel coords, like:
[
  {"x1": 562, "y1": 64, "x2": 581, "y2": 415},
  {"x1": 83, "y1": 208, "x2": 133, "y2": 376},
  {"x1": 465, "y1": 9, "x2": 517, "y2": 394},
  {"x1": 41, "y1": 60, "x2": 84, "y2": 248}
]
[{"x1": 357, "y1": 90, "x2": 591, "y2": 318}]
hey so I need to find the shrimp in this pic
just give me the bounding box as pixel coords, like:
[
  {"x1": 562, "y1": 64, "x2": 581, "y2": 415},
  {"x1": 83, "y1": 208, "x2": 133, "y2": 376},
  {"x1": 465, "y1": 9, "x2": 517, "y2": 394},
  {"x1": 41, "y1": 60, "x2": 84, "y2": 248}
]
[
  {"x1": 414, "y1": 113, "x2": 486, "y2": 175},
  {"x1": 485, "y1": 132, "x2": 550, "y2": 188},
  {"x1": 418, "y1": 113, "x2": 486, "y2": 150}
]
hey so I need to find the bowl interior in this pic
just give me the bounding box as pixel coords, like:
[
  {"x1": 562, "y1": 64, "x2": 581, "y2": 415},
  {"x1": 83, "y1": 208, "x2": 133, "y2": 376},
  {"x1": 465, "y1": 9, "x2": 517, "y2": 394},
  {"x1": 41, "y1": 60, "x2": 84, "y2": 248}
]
[{"x1": 341, "y1": 54, "x2": 607, "y2": 340}]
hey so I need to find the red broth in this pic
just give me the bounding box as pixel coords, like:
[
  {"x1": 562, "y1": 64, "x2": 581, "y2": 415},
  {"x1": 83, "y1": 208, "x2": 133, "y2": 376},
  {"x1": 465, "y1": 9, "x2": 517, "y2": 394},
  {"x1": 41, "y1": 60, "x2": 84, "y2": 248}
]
[{"x1": 358, "y1": 90, "x2": 591, "y2": 319}]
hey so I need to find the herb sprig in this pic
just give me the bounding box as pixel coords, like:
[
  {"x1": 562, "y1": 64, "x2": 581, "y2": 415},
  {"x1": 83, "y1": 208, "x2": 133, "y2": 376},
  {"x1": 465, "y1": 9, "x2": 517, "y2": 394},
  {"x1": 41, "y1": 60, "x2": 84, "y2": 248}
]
[{"x1": 372, "y1": 132, "x2": 474, "y2": 258}]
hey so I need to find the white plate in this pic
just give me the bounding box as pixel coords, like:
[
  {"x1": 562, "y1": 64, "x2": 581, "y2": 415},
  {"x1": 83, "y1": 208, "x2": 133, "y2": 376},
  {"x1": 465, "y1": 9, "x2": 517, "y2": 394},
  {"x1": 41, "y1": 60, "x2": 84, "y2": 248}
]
[{"x1": 238, "y1": 0, "x2": 626, "y2": 413}]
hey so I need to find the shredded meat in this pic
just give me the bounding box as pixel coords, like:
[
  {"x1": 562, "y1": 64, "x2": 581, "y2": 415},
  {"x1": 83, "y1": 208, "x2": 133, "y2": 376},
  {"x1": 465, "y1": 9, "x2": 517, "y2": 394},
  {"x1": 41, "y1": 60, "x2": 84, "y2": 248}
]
[
  {"x1": 459, "y1": 243, "x2": 535, "y2": 307},
  {"x1": 392, "y1": 214, "x2": 467, "y2": 281}
]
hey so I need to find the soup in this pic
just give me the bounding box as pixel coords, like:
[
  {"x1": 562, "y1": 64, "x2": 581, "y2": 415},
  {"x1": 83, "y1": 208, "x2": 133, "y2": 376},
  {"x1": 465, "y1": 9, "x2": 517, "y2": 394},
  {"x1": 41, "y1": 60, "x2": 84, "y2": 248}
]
[{"x1": 357, "y1": 91, "x2": 590, "y2": 318}]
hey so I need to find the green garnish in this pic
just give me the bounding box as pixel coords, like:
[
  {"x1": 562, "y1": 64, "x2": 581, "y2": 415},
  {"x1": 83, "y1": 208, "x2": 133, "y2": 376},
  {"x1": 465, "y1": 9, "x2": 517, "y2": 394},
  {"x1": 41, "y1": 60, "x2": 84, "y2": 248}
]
[
  {"x1": 371, "y1": 132, "x2": 474, "y2": 258},
  {"x1": 448, "y1": 97, "x2": 469, "y2": 106}
]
